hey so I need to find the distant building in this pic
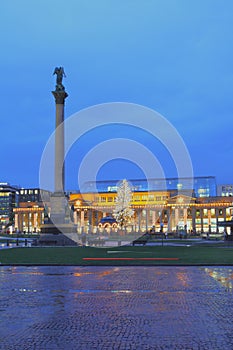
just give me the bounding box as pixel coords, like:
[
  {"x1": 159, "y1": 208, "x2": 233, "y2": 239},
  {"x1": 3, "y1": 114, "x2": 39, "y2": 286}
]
[
  {"x1": 4, "y1": 177, "x2": 233, "y2": 235},
  {"x1": 13, "y1": 188, "x2": 51, "y2": 233},
  {"x1": 19, "y1": 188, "x2": 51, "y2": 202},
  {"x1": 69, "y1": 176, "x2": 233, "y2": 235},
  {"x1": 70, "y1": 190, "x2": 233, "y2": 235},
  {"x1": 14, "y1": 202, "x2": 45, "y2": 233},
  {"x1": 217, "y1": 185, "x2": 233, "y2": 197},
  {"x1": 0, "y1": 182, "x2": 19, "y2": 231}
]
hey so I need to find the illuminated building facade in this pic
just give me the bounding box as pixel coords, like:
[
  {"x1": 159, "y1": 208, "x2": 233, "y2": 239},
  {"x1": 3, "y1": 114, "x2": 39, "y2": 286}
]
[
  {"x1": 69, "y1": 177, "x2": 233, "y2": 234},
  {"x1": 13, "y1": 188, "x2": 50, "y2": 233},
  {"x1": 14, "y1": 202, "x2": 45, "y2": 233},
  {"x1": 8, "y1": 177, "x2": 233, "y2": 235}
]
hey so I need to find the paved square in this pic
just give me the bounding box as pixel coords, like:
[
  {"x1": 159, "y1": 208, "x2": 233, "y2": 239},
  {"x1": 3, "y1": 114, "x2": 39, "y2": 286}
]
[{"x1": 0, "y1": 266, "x2": 233, "y2": 349}]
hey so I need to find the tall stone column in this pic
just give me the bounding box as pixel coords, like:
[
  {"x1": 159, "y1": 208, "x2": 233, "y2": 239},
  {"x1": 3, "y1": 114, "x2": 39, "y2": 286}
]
[
  {"x1": 216, "y1": 208, "x2": 219, "y2": 233},
  {"x1": 52, "y1": 90, "x2": 68, "y2": 193},
  {"x1": 208, "y1": 209, "x2": 211, "y2": 231},
  {"x1": 18, "y1": 214, "x2": 23, "y2": 232},
  {"x1": 33, "y1": 212, "x2": 38, "y2": 232},
  {"x1": 49, "y1": 74, "x2": 68, "y2": 225},
  {"x1": 175, "y1": 208, "x2": 179, "y2": 227},
  {"x1": 192, "y1": 207, "x2": 196, "y2": 233},
  {"x1": 184, "y1": 208, "x2": 187, "y2": 226},
  {"x1": 167, "y1": 208, "x2": 171, "y2": 232},
  {"x1": 73, "y1": 211, "x2": 78, "y2": 225},
  {"x1": 137, "y1": 209, "x2": 141, "y2": 233},
  {"x1": 145, "y1": 208, "x2": 148, "y2": 231},
  {"x1": 81, "y1": 210, "x2": 85, "y2": 231},
  {"x1": 39, "y1": 68, "x2": 78, "y2": 244},
  {"x1": 88, "y1": 209, "x2": 92, "y2": 233},
  {"x1": 152, "y1": 210, "x2": 156, "y2": 226},
  {"x1": 200, "y1": 209, "x2": 204, "y2": 232},
  {"x1": 14, "y1": 213, "x2": 19, "y2": 232}
]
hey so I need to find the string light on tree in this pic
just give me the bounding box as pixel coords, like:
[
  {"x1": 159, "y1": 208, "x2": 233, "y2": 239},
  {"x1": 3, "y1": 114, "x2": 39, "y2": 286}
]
[{"x1": 113, "y1": 179, "x2": 134, "y2": 231}]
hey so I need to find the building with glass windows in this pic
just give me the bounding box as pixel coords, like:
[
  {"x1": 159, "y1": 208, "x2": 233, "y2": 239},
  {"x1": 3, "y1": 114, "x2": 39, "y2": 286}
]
[
  {"x1": 69, "y1": 176, "x2": 233, "y2": 235},
  {"x1": 217, "y1": 184, "x2": 233, "y2": 197},
  {"x1": 83, "y1": 176, "x2": 217, "y2": 198},
  {"x1": 8, "y1": 177, "x2": 233, "y2": 236},
  {"x1": 0, "y1": 183, "x2": 19, "y2": 231}
]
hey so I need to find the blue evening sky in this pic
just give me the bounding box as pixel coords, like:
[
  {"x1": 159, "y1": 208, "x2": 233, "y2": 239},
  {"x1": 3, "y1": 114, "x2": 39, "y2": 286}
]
[{"x1": 1, "y1": 0, "x2": 233, "y2": 190}]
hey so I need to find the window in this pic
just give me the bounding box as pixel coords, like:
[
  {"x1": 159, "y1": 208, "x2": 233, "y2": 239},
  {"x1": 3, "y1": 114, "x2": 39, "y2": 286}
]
[
  {"x1": 0, "y1": 193, "x2": 9, "y2": 197},
  {"x1": 211, "y1": 209, "x2": 215, "y2": 216},
  {"x1": 198, "y1": 188, "x2": 210, "y2": 197},
  {"x1": 107, "y1": 186, "x2": 117, "y2": 192}
]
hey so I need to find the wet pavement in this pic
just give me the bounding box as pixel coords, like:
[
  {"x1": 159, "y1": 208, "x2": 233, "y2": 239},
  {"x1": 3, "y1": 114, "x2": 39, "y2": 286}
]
[{"x1": 0, "y1": 266, "x2": 233, "y2": 349}]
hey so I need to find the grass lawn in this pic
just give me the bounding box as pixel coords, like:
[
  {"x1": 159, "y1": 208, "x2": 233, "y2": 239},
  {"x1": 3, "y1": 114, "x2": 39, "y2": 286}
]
[{"x1": 0, "y1": 244, "x2": 233, "y2": 265}]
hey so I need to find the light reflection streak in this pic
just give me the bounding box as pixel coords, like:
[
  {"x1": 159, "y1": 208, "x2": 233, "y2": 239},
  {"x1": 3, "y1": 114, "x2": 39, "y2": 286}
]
[
  {"x1": 18, "y1": 288, "x2": 37, "y2": 292},
  {"x1": 111, "y1": 290, "x2": 132, "y2": 294},
  {"x1": 73, "y1": 272, "x2": 93, "y2": 277},
  {"x1": 70, "y1": 289, "x2": 173, "y2": 294},
  {"x1": 2, "y1": 267, "x2": 120, "y2": 278},
  {"x1": 176, "y1": 271, "x2": 190, "y2": 287},
  {"x1": 204, "y1": 268, "x2": 233, "y2": 290},
  {"x1": 12, "y1": 287, "x2": 221, "y2": 295},
  {"x1": 73, "y1": 268, "x2": 119, "y2": 278},
  {"x1": 8, "y1": 268, "x2": 120, "y2": 277},
  {"x1": 8, "y1": 270, "x2": 44, "y2": 276}
]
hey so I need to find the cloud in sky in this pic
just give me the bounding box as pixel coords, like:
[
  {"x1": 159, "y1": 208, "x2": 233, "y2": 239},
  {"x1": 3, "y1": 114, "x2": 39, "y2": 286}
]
[{"x1": 1, "y1": 0, "x2": 233, "y2": 188}]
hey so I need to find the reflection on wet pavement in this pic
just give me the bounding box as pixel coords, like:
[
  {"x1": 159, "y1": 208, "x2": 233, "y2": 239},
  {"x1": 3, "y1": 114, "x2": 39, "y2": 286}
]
[
  {"x1": 0, "y1": 266, "x2": 233, "y2": 349},
  {"x1": 204, "y1": 267, "x2": 233, "y2": 290}
]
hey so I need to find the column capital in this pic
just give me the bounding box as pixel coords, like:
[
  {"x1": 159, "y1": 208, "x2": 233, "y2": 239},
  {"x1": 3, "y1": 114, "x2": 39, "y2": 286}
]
[{"x1": 52, "y1": 90, "x2": 68, "y2": 104}]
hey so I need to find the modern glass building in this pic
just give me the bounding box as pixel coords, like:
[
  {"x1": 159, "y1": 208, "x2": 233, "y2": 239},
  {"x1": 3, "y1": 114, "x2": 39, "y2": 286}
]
[{"x1": 83, "y1": 176, "x2": 217, "y2": 198}]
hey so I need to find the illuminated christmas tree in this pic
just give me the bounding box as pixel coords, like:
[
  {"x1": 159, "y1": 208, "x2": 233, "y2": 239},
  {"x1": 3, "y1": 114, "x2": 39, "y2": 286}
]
[{"x1": 113, "y1": 179, "x2": 134, "y2": 231}]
